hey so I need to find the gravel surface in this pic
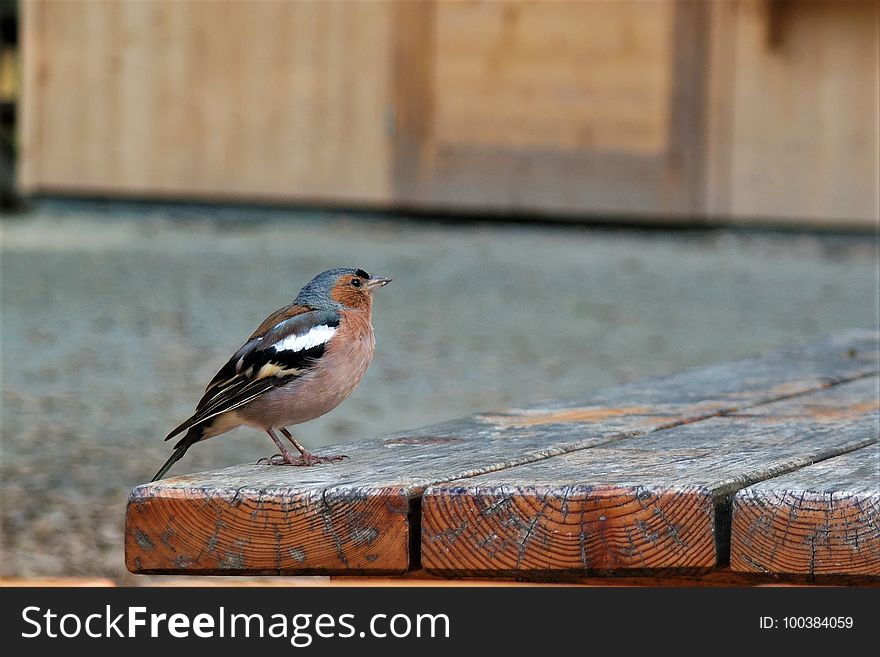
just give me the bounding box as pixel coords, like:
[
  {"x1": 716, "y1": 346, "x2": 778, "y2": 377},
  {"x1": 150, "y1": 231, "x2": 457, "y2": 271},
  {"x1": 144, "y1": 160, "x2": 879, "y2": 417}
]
[{"x1": 1, "y1": 202, "x2": 877, "y2": 581}]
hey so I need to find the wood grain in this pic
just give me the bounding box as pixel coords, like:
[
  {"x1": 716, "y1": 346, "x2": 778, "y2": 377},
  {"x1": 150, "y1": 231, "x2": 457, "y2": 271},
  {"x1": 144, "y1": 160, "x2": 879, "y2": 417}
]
[
  {"x1": 421, "y1": 378, "x2": 878, "y2": 577},
  {"x1": 126, "y1": 329, "x2": 878, "y2": 575},
  {"x1": 127, "y1": 482, "x2": 412, "y2": 575},
  {"x1": 731, "y1": 442, "x2": 880, "y2": 577}
]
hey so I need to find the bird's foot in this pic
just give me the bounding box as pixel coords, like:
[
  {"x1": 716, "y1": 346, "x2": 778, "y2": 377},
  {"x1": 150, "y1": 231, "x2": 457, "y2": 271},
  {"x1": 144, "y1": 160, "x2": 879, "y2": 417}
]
[{"x1": 260, "y1": 452, "x2": 348, "y2": 467}]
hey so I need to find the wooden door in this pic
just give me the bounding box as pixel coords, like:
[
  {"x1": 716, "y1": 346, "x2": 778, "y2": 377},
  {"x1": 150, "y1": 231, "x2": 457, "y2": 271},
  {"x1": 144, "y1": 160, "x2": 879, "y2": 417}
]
[{"x1": 391, "y1": 1, "x2": 708, "y2": 219}]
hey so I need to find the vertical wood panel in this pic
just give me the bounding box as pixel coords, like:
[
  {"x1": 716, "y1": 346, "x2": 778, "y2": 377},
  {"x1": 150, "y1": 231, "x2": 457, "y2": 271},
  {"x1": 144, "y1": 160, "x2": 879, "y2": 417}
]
[
  {"x1": 704, "y1": 0, "x2": 739, "y2": 218},
  {"x1": 431, "y1": 1, "x2": 675, "y2": 154},
  {"x1": 707, "y1": 0, "x2": 880, "y2": 226},
  {"x1": 18, "y1": 0, "x2": 43, "y2": 191},
  {"x1": 395, "y1": 0, "x2": 707, "y2": 218},
  {"x1": 20, "y1": 1, "x2": 878, "y2": 226},
  {"x1": 665, "y1": 0, "x2": 709, "y2": 215},
  {"x1": 391, "y1": 0, "x2": 435, "y2": 203},
  {"x1": 22, "y1": 0, "x2": 394, "y2": 202}
]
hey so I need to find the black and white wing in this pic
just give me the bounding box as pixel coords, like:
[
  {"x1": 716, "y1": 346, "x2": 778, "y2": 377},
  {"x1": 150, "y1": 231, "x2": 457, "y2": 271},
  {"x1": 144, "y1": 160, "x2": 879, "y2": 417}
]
[{"x1": 163, "y1": 307, "x2": 340, "y2": 442}]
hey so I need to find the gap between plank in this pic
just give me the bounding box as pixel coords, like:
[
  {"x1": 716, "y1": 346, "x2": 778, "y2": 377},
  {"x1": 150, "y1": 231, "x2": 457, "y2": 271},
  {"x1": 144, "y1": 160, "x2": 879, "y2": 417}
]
[{"x1": 712, "y1": 439, "x2": 879, "y2": 570}]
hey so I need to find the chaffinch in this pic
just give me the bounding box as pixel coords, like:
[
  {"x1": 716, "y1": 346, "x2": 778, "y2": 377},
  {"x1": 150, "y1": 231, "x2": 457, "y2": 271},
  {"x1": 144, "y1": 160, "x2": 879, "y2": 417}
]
[{"x1": 151, "y1": 267, "x2": 391, "y2": 481}]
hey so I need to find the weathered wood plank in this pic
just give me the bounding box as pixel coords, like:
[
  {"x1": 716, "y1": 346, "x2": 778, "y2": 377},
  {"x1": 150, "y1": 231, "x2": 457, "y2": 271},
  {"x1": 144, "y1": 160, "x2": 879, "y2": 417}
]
[
  {"x1": 421, "y1": 378, "x2": 878, "y2": 577},
  {"x1": 127, "y1": 484, "x2": 412, "y2": 576},
  {"x1": 731, "y1": 442, "x2": 879, "y2": 577},
  {"x1": 126, "y1": 329, "x2": 878, "y2": 575}
]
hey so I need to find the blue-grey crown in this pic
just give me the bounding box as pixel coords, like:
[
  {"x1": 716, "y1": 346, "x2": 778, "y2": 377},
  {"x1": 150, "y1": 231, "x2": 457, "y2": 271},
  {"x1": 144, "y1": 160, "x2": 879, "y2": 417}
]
[{"x1": 294, "y1": 267, "x2": 370, "y2": 308}]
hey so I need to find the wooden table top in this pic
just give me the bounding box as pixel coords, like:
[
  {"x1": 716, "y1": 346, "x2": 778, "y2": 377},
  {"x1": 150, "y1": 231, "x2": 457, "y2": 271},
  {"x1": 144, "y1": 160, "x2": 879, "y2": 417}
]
[{"x1": 126, "y1": 328, "x2": 879, "y2": 582}]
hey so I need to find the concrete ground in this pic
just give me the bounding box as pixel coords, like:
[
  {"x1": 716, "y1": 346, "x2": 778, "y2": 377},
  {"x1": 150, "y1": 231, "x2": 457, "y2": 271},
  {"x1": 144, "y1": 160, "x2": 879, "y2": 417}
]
[{"x1": 1, "y1": 201, "x2": 878, "y2": 581}]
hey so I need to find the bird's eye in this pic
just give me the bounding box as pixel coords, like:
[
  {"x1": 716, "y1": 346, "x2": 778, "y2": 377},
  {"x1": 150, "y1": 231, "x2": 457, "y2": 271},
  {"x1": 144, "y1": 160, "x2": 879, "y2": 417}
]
[{"x1": 351, "y1": 278, "x2": 362, "y2": 287}]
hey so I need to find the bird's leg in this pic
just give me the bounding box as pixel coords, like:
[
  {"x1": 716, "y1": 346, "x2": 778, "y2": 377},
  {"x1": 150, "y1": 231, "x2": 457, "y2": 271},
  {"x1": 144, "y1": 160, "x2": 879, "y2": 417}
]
[
  {"x1": 279, "y1": 427, "x2": 309, "y2": 456},
  {"x1": 278, "y1": 426, "x2": 348, "y2": 465},
  {"x1": 260, "y1": 428, "x2": 300, "y2": 465}
]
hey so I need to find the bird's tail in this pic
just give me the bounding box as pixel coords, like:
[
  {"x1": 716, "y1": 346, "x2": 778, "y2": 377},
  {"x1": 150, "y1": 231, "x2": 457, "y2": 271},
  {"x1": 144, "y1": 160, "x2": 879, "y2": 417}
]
[{"x1": 151, "y1": 426, "x2": 203, "y2": 482}]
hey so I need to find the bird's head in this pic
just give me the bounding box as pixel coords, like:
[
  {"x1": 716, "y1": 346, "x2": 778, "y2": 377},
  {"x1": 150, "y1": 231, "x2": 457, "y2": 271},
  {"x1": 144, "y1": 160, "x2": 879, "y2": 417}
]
[{"x1": 295, "y1": 268, "x2": 391, "y2": 311}]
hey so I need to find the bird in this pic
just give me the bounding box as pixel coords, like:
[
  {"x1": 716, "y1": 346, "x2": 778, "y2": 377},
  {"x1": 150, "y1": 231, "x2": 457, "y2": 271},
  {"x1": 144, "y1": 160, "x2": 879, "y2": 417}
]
[{"x1": 151, "y1": 267, "x2": 391, "y2": 482}]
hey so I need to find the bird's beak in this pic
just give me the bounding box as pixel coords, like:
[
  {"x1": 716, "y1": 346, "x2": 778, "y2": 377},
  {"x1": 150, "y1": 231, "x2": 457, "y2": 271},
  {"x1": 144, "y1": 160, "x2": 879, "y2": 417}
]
[{"x1": 366, "y1": 275, "x2": 392, "y2": 290}]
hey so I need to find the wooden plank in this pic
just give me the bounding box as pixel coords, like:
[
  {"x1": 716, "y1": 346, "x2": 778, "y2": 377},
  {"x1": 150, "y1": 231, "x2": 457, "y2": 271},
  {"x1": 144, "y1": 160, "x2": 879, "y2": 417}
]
[
  {"x1": 666, "y1": 0, "x2": 709, "y2": 215},
  {"x1": 731, "y1": 442, "x2": 880, "y2": 577},
  {"x1": 126, "y1": 329, "x2": 878, "y2": 575},
  {"x1": 703, "y1": 0, "x2": 738, "y2": 218},
  {"x1": 421, "y1": 378, "x2": 878, "y2": 577},
  {"x1": 390, "y1": 0, "x2": 435, "y2": 203},
  {"x1": 127, "y1": 480, "x2": 413, "y2": 576},
  {"x1": 17, "y1": 0, "x2": 43, "y2": 191}
]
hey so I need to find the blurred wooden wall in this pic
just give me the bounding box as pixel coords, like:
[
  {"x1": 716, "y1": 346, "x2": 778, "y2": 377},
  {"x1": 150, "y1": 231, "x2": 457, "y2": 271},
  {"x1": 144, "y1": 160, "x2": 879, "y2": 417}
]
[{"x1": 19, "y1": 1, "x2": 879, "y2": 227}]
